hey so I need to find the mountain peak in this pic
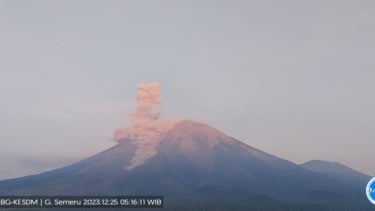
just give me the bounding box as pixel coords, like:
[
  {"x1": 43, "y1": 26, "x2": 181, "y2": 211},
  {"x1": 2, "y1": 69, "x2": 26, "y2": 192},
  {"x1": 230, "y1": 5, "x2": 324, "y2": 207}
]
[
  {"x1": 171, "y1": 119, "x2": 227, "y2": 136},
  {"x1": 159, "y1": 120, "x2": 234, "y2": 158},
  {"x1": 167, "y1": 119, "x2": 232, "y2": 144}
]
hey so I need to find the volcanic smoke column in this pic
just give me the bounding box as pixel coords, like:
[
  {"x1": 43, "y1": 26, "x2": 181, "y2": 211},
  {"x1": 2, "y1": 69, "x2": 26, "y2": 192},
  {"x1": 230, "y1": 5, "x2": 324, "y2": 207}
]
[
  {"x1": 131, "y1": 82, "x2": 162, "y2": 127},
  {"x1": 114, "y1": 82, "x2": 178, "y2": 169}
]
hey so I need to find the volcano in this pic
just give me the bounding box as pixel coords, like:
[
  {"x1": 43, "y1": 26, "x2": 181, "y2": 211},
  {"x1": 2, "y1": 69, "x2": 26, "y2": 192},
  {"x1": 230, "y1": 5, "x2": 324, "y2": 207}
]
[{"x1": 0, "y1": 120, "x2": 372, "y2": 210}]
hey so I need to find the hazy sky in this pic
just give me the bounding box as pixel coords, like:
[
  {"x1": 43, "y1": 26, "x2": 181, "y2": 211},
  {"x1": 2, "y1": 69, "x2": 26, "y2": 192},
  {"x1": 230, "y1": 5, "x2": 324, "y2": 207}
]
[{"x1": 0, "y1": 0, "x2": 374, "y2": 179}]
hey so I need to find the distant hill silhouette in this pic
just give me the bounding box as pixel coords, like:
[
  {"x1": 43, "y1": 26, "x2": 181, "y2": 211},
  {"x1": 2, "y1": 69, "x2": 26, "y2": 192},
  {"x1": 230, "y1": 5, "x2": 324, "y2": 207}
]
[{"x1": 301, "y1": 160, "x2": 371, "y2": 188}]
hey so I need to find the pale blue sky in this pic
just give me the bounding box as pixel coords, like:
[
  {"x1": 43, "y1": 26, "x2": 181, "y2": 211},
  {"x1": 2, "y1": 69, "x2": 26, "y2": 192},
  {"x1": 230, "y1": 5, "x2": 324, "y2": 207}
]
[{"x1": 0, "y1": 0, "x2": 374, "y2": 179}]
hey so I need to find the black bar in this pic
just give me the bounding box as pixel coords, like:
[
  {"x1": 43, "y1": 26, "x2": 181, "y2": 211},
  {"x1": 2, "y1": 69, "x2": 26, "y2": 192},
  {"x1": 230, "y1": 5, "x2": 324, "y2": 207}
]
[{"x1": 0, "y1": 196, "x2": 163, "y2": 208}]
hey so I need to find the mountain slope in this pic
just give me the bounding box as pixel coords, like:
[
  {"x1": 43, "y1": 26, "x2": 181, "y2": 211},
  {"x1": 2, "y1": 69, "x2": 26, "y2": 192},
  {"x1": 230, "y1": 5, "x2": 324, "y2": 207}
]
[{"x1": 0, "y1": 120, "x2": 372, "y2": 210}]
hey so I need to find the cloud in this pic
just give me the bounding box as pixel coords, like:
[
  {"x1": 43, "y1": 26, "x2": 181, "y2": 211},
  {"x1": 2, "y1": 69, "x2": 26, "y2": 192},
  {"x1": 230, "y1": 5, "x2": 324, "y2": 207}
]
[{"x1": 0, "y1": 155, "x2": 79, "y2": 180}]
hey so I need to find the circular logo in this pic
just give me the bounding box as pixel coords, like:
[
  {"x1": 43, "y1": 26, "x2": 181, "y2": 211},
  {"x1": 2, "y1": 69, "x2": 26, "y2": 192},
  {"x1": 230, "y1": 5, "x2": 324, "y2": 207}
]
[{"x1": 366, "y1": 177, "x2": 375, "y2": 205}]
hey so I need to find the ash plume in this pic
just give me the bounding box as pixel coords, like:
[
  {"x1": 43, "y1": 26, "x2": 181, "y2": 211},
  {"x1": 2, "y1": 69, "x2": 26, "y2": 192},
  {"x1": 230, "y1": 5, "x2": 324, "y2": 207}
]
[
  {"x1": 113, "y1": 82, "x2": 178, "y2": 169},
  {"x1": 131, "y1": 82, "x2": 162, "y2": 127}
]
